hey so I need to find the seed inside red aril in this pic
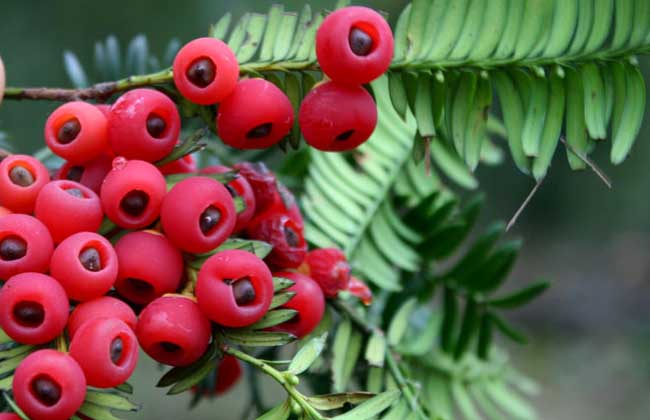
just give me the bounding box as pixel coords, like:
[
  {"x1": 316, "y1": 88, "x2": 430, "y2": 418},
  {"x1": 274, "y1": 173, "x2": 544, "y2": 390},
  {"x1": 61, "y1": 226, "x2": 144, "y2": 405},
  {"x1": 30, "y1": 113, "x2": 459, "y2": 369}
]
[
  {"x1": 127, "y1": 278, "x2": 154, "y2": 295},
  {"x1": 120, "y1": 190, "x2": 149, "y2": 216},
  {"x1": 79, "y1": 247, "x2": 102, "y2": 272},
  {"x1": 336, "y1": 130, "x2": 355, "y2": 141},
  {"x1": 186, "y1": 57, "x2": 216, "y2": 88},
  {"x1": 13, "y1": 301, "x2": 45, "y2": 327},
  {"x1": 348, "y1": 27, "x2": 373, "y2": 56},
  {"x1": 199, "y1": 206, "x2": 222, "y2": 234},
  {"x1": 231, "y1": 277, "x2": 256, "y2": 306},
  {"x1": 0, "y1": 236, "x2": 27, "y2": 261},
  {"x1": 66, "y1": 166, "x2": 84, "y2": 182},
  {"x1": 246, "y1": 123, "x2": 273, "y2": 139},
  {"x1": 284, "y1": 225, "x2": 300, "y2": 247},
  {"x1": 65, "y1": 188, "x2": 85, "y2": 198},
  {"x1": 57, "y1": 118, "x2": 81, "y2": 144},
  {"x1": 158, "y1": 341, "x2": 182, "y2": 353},
  {"x1": 146, "y1": 114, "x2": 166, "y2": 138},
  {"x1": 30, "y1": 375, "x2": 62, "y2": 406},
  {"x1": 110, "y1": 336, "x2": 124, "y2": 364},
  {"x1": 9, "y1": 165, "x2": 35, "y2": 187}
]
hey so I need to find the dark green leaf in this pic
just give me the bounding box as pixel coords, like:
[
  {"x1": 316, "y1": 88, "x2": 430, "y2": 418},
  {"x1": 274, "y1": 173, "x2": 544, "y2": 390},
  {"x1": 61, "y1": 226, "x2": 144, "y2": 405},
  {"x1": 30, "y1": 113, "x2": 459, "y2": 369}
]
[
  {"x1": 84, "y1": 391, "x2": 139, "y2": 412},
  {"x1": 157, "y1": 344, "x2": 217, "y2": 388},
  {"x1": 487, "y1": 280, "x2": 550, "y2": 308},
  {"x1": 470, "y1": 240, "x2": 522, "y2": 292},
  {"x1": 477, "y1": 313, "x2": 493, "y2": 359},
  {"x1": 454, "y1": 298, "x2": 480, "y2": 359},
  {"x1": 269, "y1": 291, "x2": 296, "y2": 310},
  {"x1": 273, "y1": 277, "x2": 295, "y2": 292},
  {"x1": 440, "y1": 287, "x2": 458, "y2": 353},
  {"x1": 78, "y1": 402, "x2": 122, "y2": 420},
  {"x1": 489, "y1": 312, "x2": 528, "y2": 344},
  {"x1": 249, "y1": 309, "x2": 298, "y2": 330},
  {"x1": 223, "y1": 330, "x2": 296, "y2": 347},
  {"x1": 331, "y1": 390, "x2": 400, "y2": 420}
]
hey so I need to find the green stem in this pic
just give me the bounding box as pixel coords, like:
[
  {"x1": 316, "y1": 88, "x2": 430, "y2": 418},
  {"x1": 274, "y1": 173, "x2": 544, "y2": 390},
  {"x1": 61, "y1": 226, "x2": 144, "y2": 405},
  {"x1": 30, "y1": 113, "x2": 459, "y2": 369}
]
[{"x1": 55, "y1": 334, "x2": 67, "y2": 353}]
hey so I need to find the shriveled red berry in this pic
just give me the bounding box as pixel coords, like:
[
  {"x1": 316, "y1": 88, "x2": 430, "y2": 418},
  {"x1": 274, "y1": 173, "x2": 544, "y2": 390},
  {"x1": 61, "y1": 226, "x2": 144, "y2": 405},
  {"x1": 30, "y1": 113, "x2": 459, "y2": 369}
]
[
  {"x1": 108, "y1": 89, "x2": 180, "y2": 161},
  {"x1": 200, "y1": 165, "x2": 256, "y2": 233},
  {"x1": 44, "y1": 101, "x2": 109, "y2": 164},
  {"x1": 232, "y1": 162, "x2": 277, "y2": 214},
  {"x1": 101, "y1": 159, "x2": 166, "y2": 229},
  {"x1": 0, "y1": 273, "x2": 69, "y2": 344},
  {"x1": 50, "y1": 232, "x2": 118, "y2": 301},
  {"x1": 196, "y1": 250, "x2": 274, "y2": 327},
  {"x1": 267, "y1": 182, "x2": 304, "y2": 229},
  {"x1": 34, "y1": 180, "x2": 103, "y2": 243},
  {"x1": 160, "y1": 176, "x2": 236, "y2": 254},
  {"x1": 67, "y1": 296, "x2": 137, "y2": 339},
  {"x1": 0, "y1": 215, "x2": 54, "y2": 281},
  {"x1": 299, "y1": 81, "x2": 377, "y2": 151},
  {"x1": 271, "y1": 271, "x2": 324, "y2": 338},
  {"x1": 173, "y1": 37, "x2": 239, "y2": 105},
  {"x1": 136, "y1": 295, "x2": 211, "y2": 366},
  {"x1": 217, "y1": 79, "x2": 294, "y2": 149},
  {"x1": 348, "y1": 275, "x2": 373, "y2": 305},
  {"x1": 303, "y1": 248, "x2": 351, "y2": 297},
  {"x1": 316, "y1": 6, "x2": 394, "y2": 85},
  {"x1": 0, "y1": 155, "x2": 50, "y2": 214},
  {"x1": 12, "y1": 349, "x2": 86, "y2": 420},
  {"x1": 56, "y1": 153, "x2": 113, "y2": 194},
  {"x1": 247, "y1": 211, "x2": 307, "y2": 269},
  {"x1": 70, "y1": 318, "x2": 139, "y2": 388},
  {"x1": 114, "y1": 231, "x2": 183, "y2": 305},
  {"x1": 159, "y1": 153, "x2": 197, "y2": 175}
]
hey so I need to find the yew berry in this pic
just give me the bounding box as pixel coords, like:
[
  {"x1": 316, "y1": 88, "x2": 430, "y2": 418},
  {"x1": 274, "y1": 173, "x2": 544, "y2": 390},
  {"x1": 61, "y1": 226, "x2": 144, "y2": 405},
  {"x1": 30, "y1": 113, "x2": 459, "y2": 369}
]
[
  {"x1": 108, "y1": 89, "x2": 180, "y2": 161},
  {"x1": 159, "y1": 153, "x2": 197, "y2": 175},
  {"x1": 34, "y1": 180, "x2": 103, "y2": 243},
  {"x1": 50, "y1": 232, "x2": 118, "y2": 302},
  {"x1": 196, "y1": 250, "x2": 274, "y2": 327},
  {"x1": 303, "y1": 248, "x2": 351, "y2": 297},
  {"x1": 0, "y1": 154, "x2": 50, "y2": 214},
  {"x1": 114, "y1": 231, "x2": 184, "y2": 305},
  {"x1": 44, "y1": 101, "x2": 109, "y2": 164},
  {"x1": 247, "y1": 211, "x2": 307, "y2": 269},
  {"x1": 316, "y1": 6, "x2": 394, "y2": 85},
  {"x1": 348, "y1": 275, "x2": 373, "y2": 305},
  {"x1": 160, "y1": 176, "x2": 236, "y2": 254},
  {"x1": 0, "y1": 413, "x2": 20, "y2": 420},
  {"x1": 67, "y1": 296, "x2": 136, "y2": 339},
  {"x1": 271, "y1": 271, "x2": 325, "y2": 338},
  {"x1": 12, "y1": 349, "x2": 86, "y2": 420},
  {"x1": 0, "y1": 206, "x2": 10, "y2": 217},
  {"x1": 201, "y1": 165, "x2": 256, "y2": 233},
  {"x1": 0, "y1": 215, "x2": 54, "y2": 281},
  {"x1": 173, "y1": 37, "x2": 239, "y2": 105},
  {"x1": 299, "y1": 81, "x2": 377, "y2": 151},
  {"x1": 217, "y1": 79, "x2": 294, "y2": 149},
  {"x1": 95, "y1": 104, "x2": 111, "y2": 118},
  {"x1": 100, "y1": 158, "x2": 166, "y2": 229},
  {"x1": 70, "y1": 318, "x2": 139, "y2": 388},
  {"x1": 56, "y1": 153, "x2": 113, "y2": 195},
  {"x1": 136, "y1": 295, "x2": 211, "y2": 366},
  {"x1": 267, "y1": 182, "x2": 304, "y2": 229},
  {"x1": 195, "y1": 355, "x2": 242, "y2": 396},
  {"x1": 232, "y1": 162, "x2": 277, "y2": 214},
  {"x1": 0, "y1": 273, "x2": 68, "y2": 345}
]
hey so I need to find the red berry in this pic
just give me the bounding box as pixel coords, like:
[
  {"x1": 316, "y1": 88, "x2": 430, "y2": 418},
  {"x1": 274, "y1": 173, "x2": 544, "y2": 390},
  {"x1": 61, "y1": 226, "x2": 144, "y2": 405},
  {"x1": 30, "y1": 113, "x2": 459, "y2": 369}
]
[
  {"x1": 114, "y1": 231, "x2": 184, "y2": 305},
  {"x1": 56, "y1": 153, "x2": 113, "y2": 194},
  {"x1": 271, "y1": 271, "x2": 324, "y2": 338},
  {"x1": 100, "y1": 159, "x2": 166, "y2": 229},
  {"x1": 173, "y1": 37, "x2": 239, "y2": 105},
  {"x1": 12, "y1": 349, "x2": 86, "y2": 420},
  {"x1": 0, "y1": 273, "x2": 69, "y2": 345},
  {"x1": 159, "y1": 154, "x2": 197, "y2": 175},
  {"x1": 348, "y1": 275, "x2": 373, "y2": 305},
  {"x1": 196, "y1": 250, "x2": 274, "y2": 327},
  {"x1": 316, "y1": 6, "x2": 394, "y2": 85},
  {"x1": 50, "y1": 232, "x2": 118, "y2": 302},
  {"x1": 67, "y1": 296, "x2": 136, "y2": 339},
  {"x1": 217, "y1": 79, "x2": 294, "y2": 149},
  {"x1": 200, "y1": 165, "x2": 256, "y2": 233},
  {"x1": 215, "y1": 355, "x2": 242, "y2": 394},
  {"x1": 95, "y1": 104, "x2": 111, "y2": 117},
  {"x1": 160, "y1": 176, "x2": 236, "y2": 254},
  {"x1": 69, "y1": 318, "x2": 139, "y2": 388},
  {"x1": 303, "y1": 248, "x2": 351, "y2": 297},
  {"x1": 34, "y1": 180, "x2": 103, "y2": 244},
  {"x1": 267, "y1": 182, "x2": 304, "y2": 229},
  {"x1": 232, "y1": 162, "x2": 277, "y2": 214},
  {"x1": 0, "y1": 413, "x2": 21, "y2": 420},
  {"x1": 299, "y1": 81, "x2": 377, "y2": 151},
  {"x1": 0, "y1": 215, "x2": 54, "y2": 281},
  {"x1": 0, "y1": 154, "x2": 50, "y2": 214},
  {"x1": 108, "y1": 89, "x2": 180, "y2": 162},
  {"x1": 44, "y1": 101, "x2": 109, "y2": 164},
  {"x1": 0, "y1": 206, "x2": 11, "y2": 217},
  {"x1": 136, "y1": 295, "x2": 211, "y2": 366},
  {"x1": 247, "y1": 211, "x2": 307, "y2": 269}
]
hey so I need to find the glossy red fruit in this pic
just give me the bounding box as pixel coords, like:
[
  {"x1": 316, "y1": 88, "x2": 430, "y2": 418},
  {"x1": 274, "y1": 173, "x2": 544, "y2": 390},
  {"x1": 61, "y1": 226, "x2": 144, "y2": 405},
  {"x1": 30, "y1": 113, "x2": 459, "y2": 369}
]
[
  {"x1": 0, "y1": 273, "x2": 68, "y2": 345},
  {"x1": 95, "y1": 104, "x2": 111, "y2": 117},
  {"x1": 44, "y1": 101, "x2": 109, "y2": 164},
  {"x1": 12, "y1": 349, "x2": 86, "y2": 420},
  {"x1": 50, "y1": 232, "x2": 118, "y2": 302},
  {"x1": 34, "y1": 180, "x2": 103, "y2": 244},
  {"x1": 56, "y1": 153, "x2": 113, "y2": 194},
  {"x1": 232, "y1": 162, "x2": 277, "y2": 214},
  {"x1": 0, "y1": 215, "x2": 54, "y2": 281},
  {"x1": 196, "y1": 250, "x2": 274, "y2": 327},
  {"x1": 70, "y1": 318, "x2": 139, "y2": 388},
  {"x1": 271, "y1": 271, "x2": 324, "y2": 338},
  {"x1": 0, "y1": 154, "x2": 50, "y2": 214},
  {"x1": 0, "y1": 206, "x2": 11, "y2": 217},
  {"x1": 67, "y1": 296, "x2": 137, "y2": 339},
  {"x1": 160, "y1": 176, "x2": 236, "y2": 254},
  {"x1": 159, "y1": 154, "x2": 197, "y2": 175},
  {"x1": 100, "y1": 158, "x2": 166, "y2": 229},
  {"x1": 136, "y1": 295, "x2": 211, "y2": 366},
  {"x1": 200, "y1": 165, "x2": 256, "y2": 233},
  {"x1": 299, "y1": 81, "x2": 377, "y2": 151},
  {"x1": 247, "y1": 211, "x2": 307, "y2": 269},
  {"x1": 173, "y1": 37, "x2": 239, "y2": 105},
  {"x1": 303, "y1": 248, "x2": 351, "y2": 297},
  {"x1": 108, "y1": 89, "x2": 180, "y2": 162},
  {"x1": 316, "y1": 6, "x2": 394, "y2": 85},
  {"x1": 0, "y1": 413, "x2": 21, "y2": 420},
  {"x1": 217, "y1": 79, "x2": 294, "y2": 149},
  {"x1": 114, "y1": 231, "x2": 183, "y2": 305},
  {"x1": 267, "y1": 182, "x2": 304, "y2": 229}
]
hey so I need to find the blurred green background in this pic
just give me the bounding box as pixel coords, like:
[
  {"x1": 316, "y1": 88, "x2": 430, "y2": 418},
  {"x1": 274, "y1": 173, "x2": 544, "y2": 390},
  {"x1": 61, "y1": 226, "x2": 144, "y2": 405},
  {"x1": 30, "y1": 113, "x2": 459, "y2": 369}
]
[{"x1": 1, "y1": 1, "x2": 650, "y2": 419}]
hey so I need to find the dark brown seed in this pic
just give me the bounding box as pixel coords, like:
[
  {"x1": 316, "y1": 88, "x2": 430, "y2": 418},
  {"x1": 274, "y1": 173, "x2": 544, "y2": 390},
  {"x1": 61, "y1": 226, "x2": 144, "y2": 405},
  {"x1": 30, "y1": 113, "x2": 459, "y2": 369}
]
[
  {"x1": 186, "y1": 57, "x2": 216, "y2": 88},
  {"x1": 284, "y1": 225, "x2": 301, "y2": 247},
  {"x1": 31, "y1": 375, "x2": 61, "y2": 407},
  {"x1": 110, "y1": 337, "x2": 124, "y2": 364},
  {"x1": 146, "y1": 114, "x2": 166, "y2": 138},
  {"x1": 199, "y1": 206, "x2": 221, "y2": 234},
  {"x1": 0, "y1": 236, "x2": 27, "y2": 261},
  {"x1": 9, "y1": 165, "x2": 35, "y2": 187},
  {"x1": 120, "y1": 190, "x2": 149, "y2": 216},
  {"x1": 159, "y1": 341, "x2": 181, "y2": 353},
  {"x1": 66, "y1": 166, "x2": 84, "y2": 182},
  {"x1": 13, "y1": 301, "x2": 45, "y2": 327},
  {"x1": 336, "y1": 130, "x2": 355, "y2": 141},
  {"x1": 246, "y1": 123, "x2": 273, "y2": 139},
  {"x1": 225, "y1": 184, "x2": 239, "y2": 198},
  {"x1": 127, "y1": 278, "x2": 154, "y2": 295},
  {"x1": 65, "y1": 188, "x2": 84, "y2": 198},
  {"x1": 57, "y1": 118, "x2": 81, "y2": 144},
  {"x1": 349, "y1": 27, "x2": 373, "y2": 56},
  {"x1": 79, "y1": 247, "x2": 102, "y2": 272},
  {"x1": 232, "y1": 277, "x2": 256, "y2": 306}
]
